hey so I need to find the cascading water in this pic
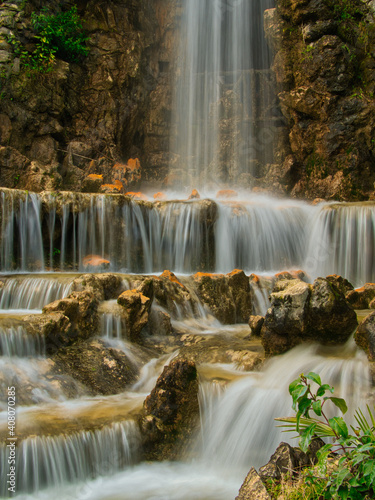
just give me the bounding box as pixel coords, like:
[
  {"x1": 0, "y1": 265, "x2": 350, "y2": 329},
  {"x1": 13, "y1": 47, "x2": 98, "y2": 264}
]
[
  {"x1": 171, "y1": 0, "x2": 276, "y2": 187},
  {"x1": 1, "y1": 189, "x2": 375, "y2": 285}
]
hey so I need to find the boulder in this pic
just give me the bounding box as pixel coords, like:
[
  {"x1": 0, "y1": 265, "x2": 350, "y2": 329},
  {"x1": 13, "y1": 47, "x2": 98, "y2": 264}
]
[
  {"x1": 261, "y1": 278, "x2": 357, "y2": 356},
  {"x1": 346, "y1": 284, "x2": 375, "y2": 309},
  {"x1": 53, "y1": 339, "x2": 138, "y2": 395},
  {"x1": 236, "y1": 468, "x2": 271, "y2": 500},
  {"x1": 23, "y1": 312, "x2": 72, "y2": 355},
  {"x1": 248, "y1": 315, "x2": 265, "y2": 337},
  {"x1": 192, "y1": 270, "x2": 252, "y2": 324},
  {"x1": 72, "y1": 273, "x2": 123, "y2": 301},
  {"x1": 42, "y1": 290, "x2": 99, "y2": 345},
  {"x1": 140, "y1": 359, "x2": 200, "y2": 460},
  {"x1": 81, "y1": 174, "x2": 104, "y2": 193},
  {"x1": 326, "y1": 274, "x2": 354, "y2": 296},
  {"x1": 148, "y1": 308, "x2": 173, "y2": 336},
  {"x1": 355, "y1": 311, "x2": 375, "y2": 361},
  {"x1": 112, "y1": 158, "x2": 141, "y2": 190},
  {"x1": 117, "y1": 289, "x2": 152, "y2": 342}
]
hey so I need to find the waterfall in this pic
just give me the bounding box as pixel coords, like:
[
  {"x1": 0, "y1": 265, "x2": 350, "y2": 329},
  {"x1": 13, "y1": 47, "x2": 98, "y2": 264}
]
[
  {"x1": 171, "y1": 0, "x2": 276, "y2": 187},
  {"x1": 0, "y1": 277, "x2": 74, "y2": 312},
  {"x1": 197, "y1": 342, "x2": 372, "y2": 471},
  {"x1": 0, "y1": 326, "x2": 44, "y2": 357},
  {"x1": 0, "y1": 420, "x2": 139, "y2": 497}
]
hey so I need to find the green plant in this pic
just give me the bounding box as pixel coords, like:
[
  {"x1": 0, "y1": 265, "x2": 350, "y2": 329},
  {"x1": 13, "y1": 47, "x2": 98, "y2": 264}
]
[{"x1": 276, "y1": 372, "x2": 375, "y2": 499}]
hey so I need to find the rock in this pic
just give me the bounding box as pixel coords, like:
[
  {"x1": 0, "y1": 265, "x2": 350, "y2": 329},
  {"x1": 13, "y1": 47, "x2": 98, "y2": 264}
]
[
  {"x1": 117, "y1": 289, "x2": 152, "y2": 342},
  {"x1": 112, "y1": 158, "x2": 141, "y2": 190},
  {"x1": 82, "y1": 254, "x2": 111, "y2": 270},
  {"x1": 148, "y1": 308, "x2": 173, "y2": 336},
  {"x1": 261, "y1": 278, "x2": 358, "y2": 356},
  {"x1": 43, "y1": 291, "x2": 99, "y2": 345},
  {"x1": 24, "y1": 312, "x2": 72, "y2": 355},
  {"x1": 193, "y1": 270, "x2": 252, "y2": 324},
  {"x1": 140, "y1": 359, "x2": 199, "y2": 460},
  {"x1": 355, "y1": 311, "x2": 375, "y2": 361},
  {"x1": 53, "y1": 339, "x2": 138, "y2": 395},
  {"x1": 82, "y1": 174, "x2": 104, "y2": 193},
  {"x1": 236, "y1": 468, "x2": 271, "y2": 500},
  {"x1": 124, "y1": 191, "x2": 148, "y2": 201},
  {"x1": 71, "y1": 273, "x2": 123, "y2": 301},
  {"x1": 153, "y1": 192, "x2": 167, "y2": 200},
  {"x1": 100, "y1": 182, "x2": 124, "y2": 194},
  {"x1": 326, "y1": 274, "x2": 354, "y2": 296},
  {"x1": 249, "y1": 315, "x2": 265, "y2": 337},
  {"x1": 188, "y1": 189, "x2": 200, "y2": 200},
  {"x1": 346, "y1": 284, "x2": 375, "y2": 309}
]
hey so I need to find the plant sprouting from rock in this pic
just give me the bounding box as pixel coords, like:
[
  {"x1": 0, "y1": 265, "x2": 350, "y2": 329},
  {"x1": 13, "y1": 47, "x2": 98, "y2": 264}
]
[{"x1": 276, "y1": 372, "x2": 375, "y2": 499}]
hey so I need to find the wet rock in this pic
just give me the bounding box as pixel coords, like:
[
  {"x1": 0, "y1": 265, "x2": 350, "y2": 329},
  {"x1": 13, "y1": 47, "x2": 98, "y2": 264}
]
[
  {"x1": 117, "y1": 289, "x2": 152, "y2": 342},
  {"x1": 148, "y1": 308, "x2": 173, "y2": 337},
  {"x1": 261, "y1": 278, "x2": 357, "y2": 356},
  {"x1": 346, "y1": 284, "x2": 375, "y2": 309},
  {"x1": 53, "y1": 338, "x2": 138, "y2": 395},
  {"x1": 100, "y1": 182, "x2": 124, "y2": 194},
  {"x1": 216, "y1": 189, "x2": 238, "y2": 199},
  {"x1": 236, "y1": 468, "x2": 271, "y2": 500},
  {"x1": 153, "y1": 192, "x2": 167, "y2": 200},
  {"x1": 326, "y1": 274, "x2": 354, "y2": 297},
  {"x1": 24, "y1": 312, "x2": 72, "y2": 355},
  {"x1": 188, "y1": 189, "x2": 200, "y2": 200},
  {"x1": 72, "y1": 273, "x2": 123, "y2": 301},
  {"x1": 124, "y1": 191, "x2": 149, "y2": 201},
  {"x1": 43, "y1": 290, "x2": 99, "y2": 345},
  {"x1": 355, "y1": 311, "x2": 375, "y2": 361},
  {"x1": 193, "y1": 270, "x2": 252, "y2": 324},
  {"x1": 140, "y1": 359, "x2": 199, "y2": 461},
  {"x1": 249, "y1": 315, "x2": 265, "y2": 337}
]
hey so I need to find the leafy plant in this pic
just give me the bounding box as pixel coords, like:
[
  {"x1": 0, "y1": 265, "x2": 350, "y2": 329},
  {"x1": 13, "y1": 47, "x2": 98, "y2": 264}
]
[{"x1": 276, "y1": 372, "x2": 375, "y2": 499}]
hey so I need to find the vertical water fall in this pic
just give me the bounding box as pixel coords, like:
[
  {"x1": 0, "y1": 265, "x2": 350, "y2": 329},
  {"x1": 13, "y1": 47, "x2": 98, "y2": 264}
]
[{"x1": 171, "y1": 0, "x2": 275, "y2": 188}]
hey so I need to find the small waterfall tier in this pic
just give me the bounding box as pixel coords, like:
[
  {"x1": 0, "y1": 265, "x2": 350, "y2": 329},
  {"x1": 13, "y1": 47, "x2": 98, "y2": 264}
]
[
  {"x1": 0, "y1": 420, "x2": 139, "y2": 497},
  {"x1": 1, "y1": 189, "x2": 375, "y2": 285}
]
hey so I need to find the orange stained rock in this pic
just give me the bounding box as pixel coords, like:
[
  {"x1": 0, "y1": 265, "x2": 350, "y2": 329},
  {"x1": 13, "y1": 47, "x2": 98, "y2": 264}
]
[
  {"x1": 154, "y1": 192, "x2": 167, "y2": 200},
  {"x1": 127, "y1": 158, "x2": 141, "y2": 170},
  {"x1": 216, "y1": 189, "x2": 238, "y2": 199},
  {"x1": 275, "y1": 271, "x2": 293, "y2": 280},
  {"x1": 193, "y1": 272, "x2": 224, "y2": 280},
  {"x1": 125, "y1": 191, "x2": 148, "y2": 201},
  {"x1": 101, "y1": 183, "x2": 123, "y2": 192},
  {"x1": 160, "y1": 270, "x2": 184, "y2": 287},
  {"x1": 227, "y1": 269, "x2": 244, "y2": 277},
  {"x1": 188, "y1": 189, "x2": 200, "y2": 200},
  {"x1": 87, "y1": 174, "x2": 103, "y2": 180},
  {"x1": 249, "y1": 274, "x2": 260, "y2": 284},
  {"x1": 290, "y1": 270, "x2": 306, "y2": 280},
  {"x1": 82, "y1": 255, "x2": 110, "y2": 267}
]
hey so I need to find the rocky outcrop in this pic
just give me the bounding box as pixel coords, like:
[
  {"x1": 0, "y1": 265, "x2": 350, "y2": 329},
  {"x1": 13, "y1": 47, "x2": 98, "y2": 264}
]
[
  {"x1": 53, "y1": 338, "x2": 138, "y2": 395},
  {"x1": 71, "y1": 273, "x2": 124, "y2": 301},
  {"x1": 0, "y1": 0, "x2": 179, "y2": 191},
  {"x1": 192, "y1": 269, "x2": 252, "y2": 324},
  {"x1": 261, "y1": 277, "x2": 358, "y2": 356},
  {"x1": 346, "y1": 283, "x2": 375, "y2": 309},
  {"x1": 248, "y1": 315, "x2": 265, "y2": 337},
  {"x1": 117, "y1": 289, "x2": 152, "y2": 342},
  {"x1": 269, "y1": 0, "x2": 375, "y2": 200},
  {"x1": 139, "y1": 359, "x2": 200, "y2": 461},
  {"x1": 236, "y1": 468, "x2": 271, "y2": 500},
  {"x1": 355, "y1": 311, "x2": 375, "y2": 361}
]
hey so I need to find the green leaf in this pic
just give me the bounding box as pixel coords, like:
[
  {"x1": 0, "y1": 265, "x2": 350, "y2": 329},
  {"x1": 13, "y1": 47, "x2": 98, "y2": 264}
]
[
  {"x1": 298, "y1": 396, "x2": 312, "y2": 416},
  {"x1": 329, "y1": 417, "x2": 349, "y2": 439},
  {"x1": 305, "y1": 372, "x2": 322, "y2": 386},
  {"x1": 289, "y1": 379, "x2": 302, "y2": 395},
  {"x1": 317, "y1": 384, "x2": 334, "y2": 397},
  {"x1": 299, "y1": 423, "x2": 317, "y2": 453},
  {"x1": 327, "y1": 397, "x2": 348, "y2": 415},
  {"x1": 312, "y1": 400, "x2": 322, "y2": 416},
  {"x1": 291, "y1": 385, "x2": 308, "y2": 410}
]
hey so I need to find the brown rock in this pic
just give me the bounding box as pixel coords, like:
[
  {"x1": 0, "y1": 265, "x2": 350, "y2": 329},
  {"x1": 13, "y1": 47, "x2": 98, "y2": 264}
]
[
  {"x1": 355, "y1": 311, "x2": 375, "y2": 361},
  {"x1": 346, "y1": 284, "x2": 375, "y2": 309},
  {"x1": 148, "y1": 308, "x2": 173, "y2": 336},
  {"x1": 82, "y1": 254, "x2": 111, "y2": 270},
  {"x1": 54, "y1": 339, "x2": 138, "y2": 395},
  {"x1": 140, "y1": 359, "x2": 199, "y2": 460},
  {"x1": 112, "y1": 158, "x2": 141, "y2": 190},
  {"x1": 326, "y1": 274, "x2": 354, "y2": 297},
  {"x1": 117, "y1": 289, "x2": 152, "y2": 342},
  {"x1": 188, "y1": 189, "x2": 200, "y2": 200},
  {"x1": 153, "y1": 192, "x2": 167, "y2": 200},
  {"x1": 124, "y1": 191, "x2": 149, "y2": 201},
  {"x1": 236, "y1": 468, "x2": 271, "y2": 500},
  {"x1": 216, "y1": 189, "x2": 238, "y2": 199},
  {"x1": 82, "y1": 174, "x2": 103, "y2": 193},
  {"x1": 249, "y1": 315, "x2": 265, "y2": 337}
]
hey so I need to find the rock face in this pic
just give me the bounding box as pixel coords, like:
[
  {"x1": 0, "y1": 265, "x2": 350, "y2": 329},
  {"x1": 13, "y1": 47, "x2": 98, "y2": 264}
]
[
  {"x1": 54, "y1": 339, "x2": 138, "y2": 395},
  {"x1": 0, "y1": 0, "x2": 179, "y2": 190},
  {"x1": 355, "y1": 311, "x2": 375, "y2": 361},
  {"x1": 192, "y1": 270, "x2": 252, "y2": 324},
  {"x1": 269, "y1": 1, "x2": 375, "y2": 200},
  {"x1": 117, "y1": 289, "x2": 152, "y2": 343},
  {"x1": 261, "y1": 278, "x2": 358, "y2": 356},
  {"x1": 235, "y1": 468, "x2": 271, "y2": 500},
  {"x1": 140, "y1": 359, "x2": 199, "y2": 461}
]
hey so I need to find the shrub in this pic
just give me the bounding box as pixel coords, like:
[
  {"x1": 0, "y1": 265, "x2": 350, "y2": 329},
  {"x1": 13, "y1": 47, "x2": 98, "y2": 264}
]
[{"x1": 276, "y1": 372, "x2": 375, "y2": 499}]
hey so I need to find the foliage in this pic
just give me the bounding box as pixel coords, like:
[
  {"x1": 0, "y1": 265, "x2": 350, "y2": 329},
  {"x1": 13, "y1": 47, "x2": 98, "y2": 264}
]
[
  {"x1": 276, "y1": 372, "x2": 375, "y2": 499},
  {"x1": 9, "y1": 6, "x2": 88, "y2": 74}
]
